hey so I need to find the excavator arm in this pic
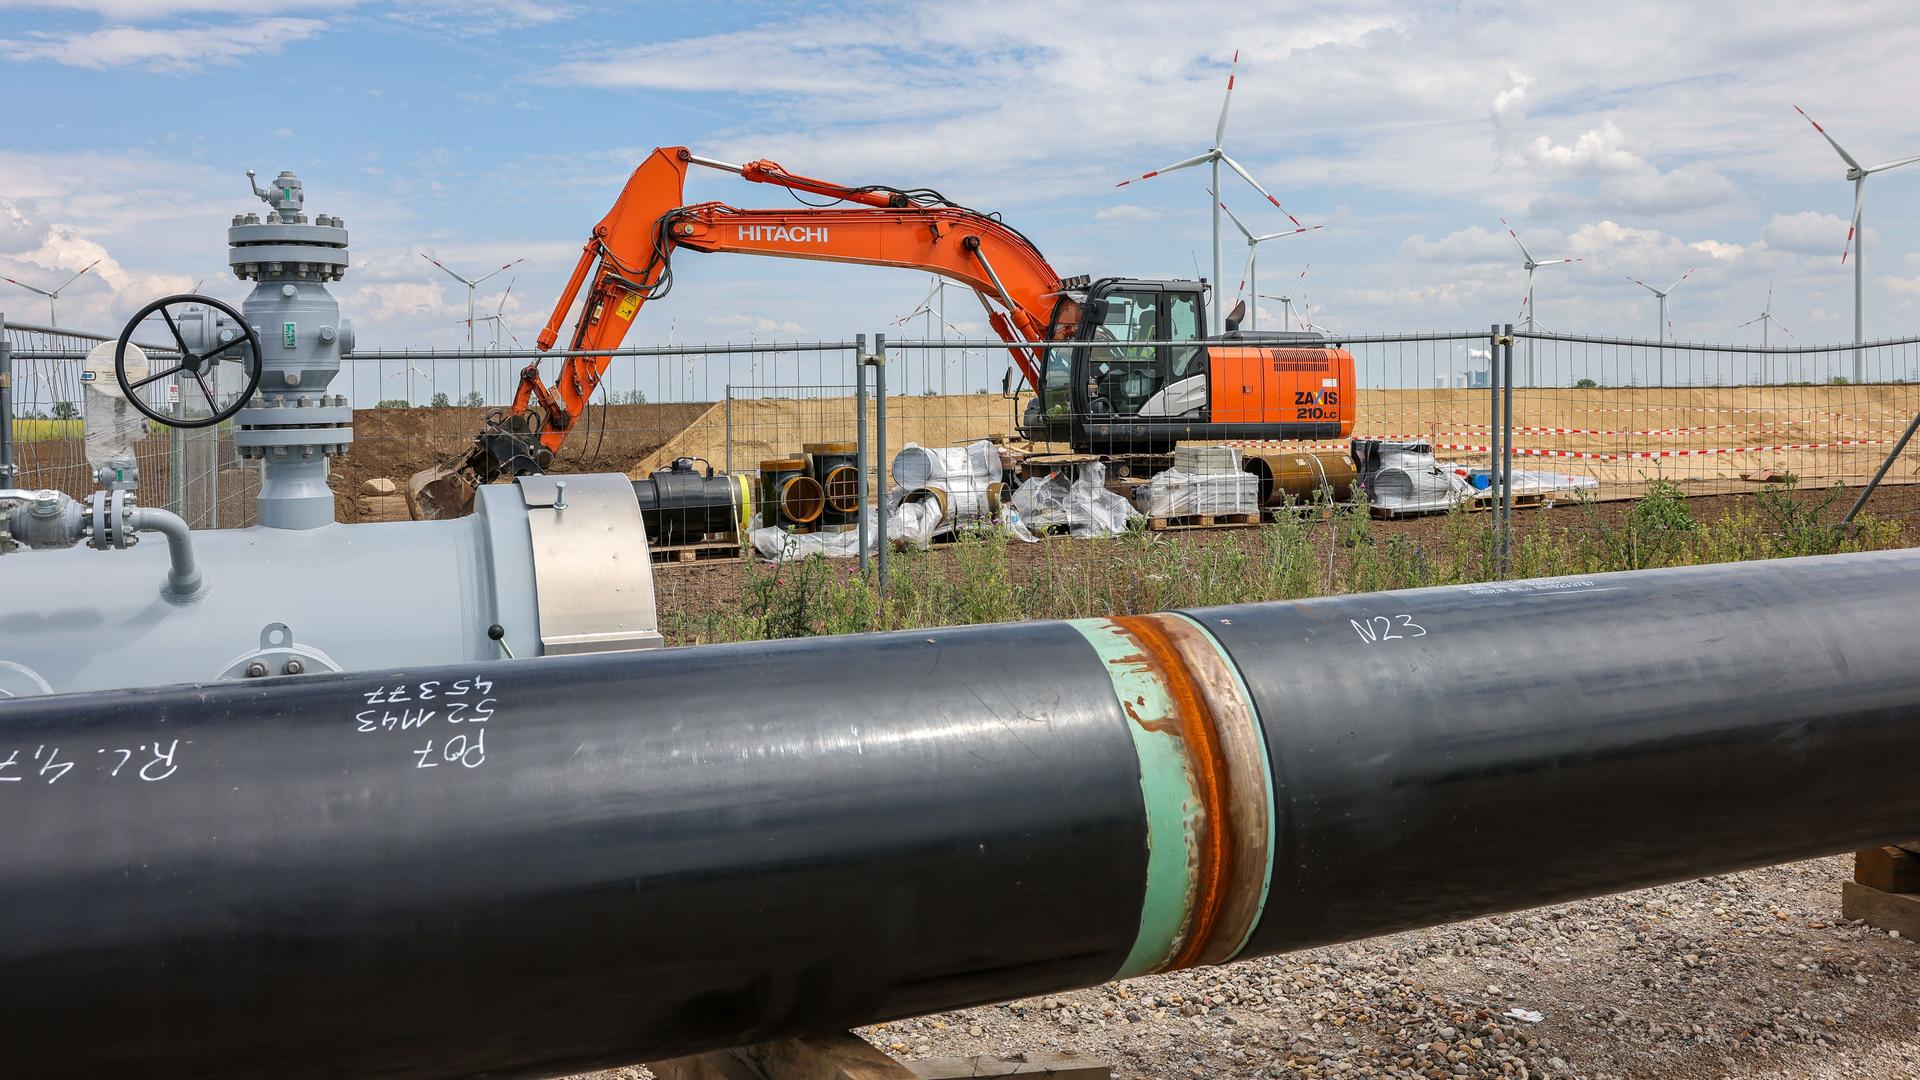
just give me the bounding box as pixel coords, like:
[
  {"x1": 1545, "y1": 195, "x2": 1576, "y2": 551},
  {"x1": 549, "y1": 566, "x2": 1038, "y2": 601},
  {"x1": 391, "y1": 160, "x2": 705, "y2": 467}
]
[{"x1": 409, "y1": 147, "x2": 1065, "y2": 518}]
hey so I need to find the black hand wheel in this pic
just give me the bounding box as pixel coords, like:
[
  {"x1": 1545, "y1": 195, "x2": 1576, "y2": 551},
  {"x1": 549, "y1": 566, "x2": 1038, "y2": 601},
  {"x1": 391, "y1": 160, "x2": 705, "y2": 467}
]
[{"x1": 115, "y1": 294, "x2": 264, "y2": 429}]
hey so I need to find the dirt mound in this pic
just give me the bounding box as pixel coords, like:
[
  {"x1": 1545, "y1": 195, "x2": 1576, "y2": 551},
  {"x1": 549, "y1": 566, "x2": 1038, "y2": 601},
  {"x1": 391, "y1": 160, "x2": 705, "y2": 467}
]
[{"x1": 332, "y1": 402, "x2": 710, "y2": 521}]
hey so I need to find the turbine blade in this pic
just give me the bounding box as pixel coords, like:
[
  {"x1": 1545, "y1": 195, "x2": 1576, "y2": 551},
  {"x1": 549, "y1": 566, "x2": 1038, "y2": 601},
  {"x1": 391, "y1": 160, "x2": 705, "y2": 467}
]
[
  {"x1": 1237, "y1": 245, "x2": 1255, "y2": 301},
  {"x1": 1254, "y1": 224, "x2": 1324, "y2": 241},
  {"x1": 1842, "y1": 178, "x2": 1864, "y2": 264},
  {"x1": 1218, "y1": 153, "x2": 1302, "y2": 226},
  {"x1": 1210, "y1": 188, "x2": 1254, "y2": 240},
  {"x1": 1795, "y1": 105, "x2": 1864, "y2": 171},
  {"x1": 1538, "y1": 257, "x2": 1580, "y2": 266},
  {"x1": 1625, "y1": 275, "x2": 1658, "y2": 294},
  {"x1": 1115, "y1": 151, "x2": 1214, "y2": 187},
  {"x1": 1, "y1": 276, "x2": 53, "y2": 297},
  {"x1": 1214, "y1": 49, "x2": 1239, "y2": 147},
  {"x1": 496, "y1": 276, "x2": 516, "y2": 315},
  {"x1": 1668, "y1": 267, "x2": 1696, "y2": 292},
  {"x1": 471, "y1": 257, "x2": 525, "y2": 286},
  {"x1": 1765, "y1": 281, "x2": 1773, "y2": 314},
  {"x1": 1737, "y1": 315, "x2": 1764, "y2": 328},
  {"x1": 1867, "y1": 153, "x2": 1920, "y2": 174},
  {"x1": 1773, "y1": 319, "x2": 1794, "y2": 339},
  {"x1": 52, "y1": 258, "x2": 102, "y2": 294},
  {"x1": 1500, "y1": 217, "x2": 1536, "y2": 264},
  {"x1": 421, "y1": 252, "x2": 473, "y2": 286}
]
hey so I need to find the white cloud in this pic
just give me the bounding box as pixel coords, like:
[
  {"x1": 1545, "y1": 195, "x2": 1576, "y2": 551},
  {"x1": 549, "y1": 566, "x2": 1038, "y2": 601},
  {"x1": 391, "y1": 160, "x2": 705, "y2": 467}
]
[
  {"x1": 706, "y1": 313, "x2": 805, "y2": 337},
  {"x1": 1519, "y1": 122, "x2": 1745, "y2": 218},
  {"x1": 1763, "y1": 211, "x2": 1863, "y2": 257},
  {"x1": 0, "y1": 16, "x2": 326, "y2": 71},
  {"x1": 1095, "y1": 204, "x2": 1162, "y2": 224},
  {"x1": 0, "y1": 0, "x2": 350, "y2": 17},
  {"x1": 1399, "y1": 225, "x2": 1520, "y2": 264}
]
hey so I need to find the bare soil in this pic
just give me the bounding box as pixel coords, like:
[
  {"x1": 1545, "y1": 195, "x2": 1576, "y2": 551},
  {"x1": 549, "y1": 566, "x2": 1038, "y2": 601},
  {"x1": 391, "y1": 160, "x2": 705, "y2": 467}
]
[{"x1": 330, "y1": 402, "x2": 710, "y2": 521}]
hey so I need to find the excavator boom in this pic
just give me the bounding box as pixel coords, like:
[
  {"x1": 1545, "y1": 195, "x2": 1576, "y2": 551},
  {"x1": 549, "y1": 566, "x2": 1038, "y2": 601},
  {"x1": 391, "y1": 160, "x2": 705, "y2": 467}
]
[{"x1": 409, "y1": 147, "x2": 1065, "y2": 519}]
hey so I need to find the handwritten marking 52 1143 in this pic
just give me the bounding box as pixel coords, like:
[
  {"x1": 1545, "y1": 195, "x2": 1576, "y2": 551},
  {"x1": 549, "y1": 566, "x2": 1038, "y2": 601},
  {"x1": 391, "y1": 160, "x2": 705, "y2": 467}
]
[{"x1": 1350, "y1": 614, "x2": 1428, "y2": 644}]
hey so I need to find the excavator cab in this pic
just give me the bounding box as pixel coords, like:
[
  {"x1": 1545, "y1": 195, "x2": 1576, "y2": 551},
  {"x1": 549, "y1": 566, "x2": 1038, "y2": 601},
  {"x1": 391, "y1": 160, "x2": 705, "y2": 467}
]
[{"x1": 1021, "y1": 278, "x2": 1353, "y2": 454}]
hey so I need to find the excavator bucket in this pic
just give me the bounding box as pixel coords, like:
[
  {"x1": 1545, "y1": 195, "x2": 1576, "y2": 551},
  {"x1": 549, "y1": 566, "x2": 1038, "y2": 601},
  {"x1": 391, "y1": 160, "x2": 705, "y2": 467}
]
[
  {"x1": 406, "y1": 410, "x2": 551, "y2": 520},
  {"x1": 406, "y1": 452, "x2": 482, "y2": 521}
]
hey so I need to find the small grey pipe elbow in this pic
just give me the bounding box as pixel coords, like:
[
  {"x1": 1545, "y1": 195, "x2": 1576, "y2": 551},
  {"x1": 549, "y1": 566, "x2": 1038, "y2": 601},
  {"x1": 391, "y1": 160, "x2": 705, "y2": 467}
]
[{"x1": 127, "y1": 506, "x2": 207, "y2": 604}]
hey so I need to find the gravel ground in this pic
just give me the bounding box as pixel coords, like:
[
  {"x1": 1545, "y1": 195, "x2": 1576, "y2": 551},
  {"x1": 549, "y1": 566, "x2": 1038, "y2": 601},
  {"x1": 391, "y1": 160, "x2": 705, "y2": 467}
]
[{"x1": 573, "y1": 856, "x2": 1920, "y2": 1080}]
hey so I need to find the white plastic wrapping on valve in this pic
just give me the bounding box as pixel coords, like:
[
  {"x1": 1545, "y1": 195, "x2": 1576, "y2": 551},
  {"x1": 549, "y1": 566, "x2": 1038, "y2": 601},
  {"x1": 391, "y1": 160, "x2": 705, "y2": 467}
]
[
  {"x1": 1010, "y1": 460, "x2": 1139, "y2": 538},
  {"x1": 81, "y1": 341, "x2": 150, "y2": 483}
]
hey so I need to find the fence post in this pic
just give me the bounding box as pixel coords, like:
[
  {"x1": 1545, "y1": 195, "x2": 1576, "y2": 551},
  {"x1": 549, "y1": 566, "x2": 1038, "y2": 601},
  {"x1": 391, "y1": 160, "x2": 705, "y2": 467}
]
[
  {"x1": 0, "y1": 315, "x2": 12, "y2": 484},
  {"x1": 0, "y1": 315, "x2": 13, "y2": 487},
  {"x1": 855, "y1": 335, "x2": 869, "y2": 575},
  {"x1": 873, "y1": 332, "x2": 889, "y2": 595},
  {"x1": 724, "y1": 386, "x2": 734, "y2": 476},
  {"x1": 1487, "y1": 323, "x2": 1500, "y2": 575},
  {"x1": 168, "y1": 375, "x2": 185, "y2": 516},
  {"x1": 1501, "y1": 324, "x2": 1515, "y2": 575}
]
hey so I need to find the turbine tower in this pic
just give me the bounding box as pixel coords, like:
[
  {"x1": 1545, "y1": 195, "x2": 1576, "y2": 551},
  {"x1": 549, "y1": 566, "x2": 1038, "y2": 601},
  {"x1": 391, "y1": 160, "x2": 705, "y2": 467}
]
[
  {"x1": 1115, "y1": 50, "x2": 1302, "y2": 334},
  {"x1": 1216, "y1": 189, "x2": 1319, "y2": 330},
  {"x1": 1501, "y1": 219, "x2": 1579, "y2": 386},
  {"x1": 422, "y1": 252, "x2": 524, "y2": 352},
  {"x1": 1, "y1": 259, "x2": 101, "y2": 326},
  {"x1": 1794, "y1": 105, "x2": 1920, "y2": 370}
]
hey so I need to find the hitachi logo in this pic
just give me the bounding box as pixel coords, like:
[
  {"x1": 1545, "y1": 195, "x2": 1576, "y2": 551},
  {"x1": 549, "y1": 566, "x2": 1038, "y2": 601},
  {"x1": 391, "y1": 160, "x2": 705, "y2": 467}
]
[{"x1": 736, "y1": 224, "x2": 830, "y2": 243}]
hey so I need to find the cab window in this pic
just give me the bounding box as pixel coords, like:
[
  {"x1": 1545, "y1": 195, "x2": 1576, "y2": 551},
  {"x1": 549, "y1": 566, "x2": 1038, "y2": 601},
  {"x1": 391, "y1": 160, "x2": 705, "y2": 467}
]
[
  {"x1": 1167, "y1": 292, "x2": 1204, "y2": 379},
  {"x1": 1088, "y1": 289, "x2": 1164, "y2": 416}
]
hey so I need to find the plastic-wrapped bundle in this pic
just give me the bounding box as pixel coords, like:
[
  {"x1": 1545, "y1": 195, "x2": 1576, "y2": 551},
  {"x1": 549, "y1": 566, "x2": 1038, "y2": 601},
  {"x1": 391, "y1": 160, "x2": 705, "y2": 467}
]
[
  {"x1": 1144, "y1": 469, "x2": 1259, "y2": 518},
  {"x1": 1010, "y1": 461, "x2": 1138, "y2": 538},
  {"x1": 892, "y1": 440, "x2": 1003, "y2": 489}
]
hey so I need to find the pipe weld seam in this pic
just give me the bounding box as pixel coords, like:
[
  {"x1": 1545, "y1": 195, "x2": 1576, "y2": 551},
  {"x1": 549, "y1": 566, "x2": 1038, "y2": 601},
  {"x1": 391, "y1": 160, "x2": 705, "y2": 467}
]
[{"x1": 1072, "y1": 614, "x2": 1273, "y2": 979}]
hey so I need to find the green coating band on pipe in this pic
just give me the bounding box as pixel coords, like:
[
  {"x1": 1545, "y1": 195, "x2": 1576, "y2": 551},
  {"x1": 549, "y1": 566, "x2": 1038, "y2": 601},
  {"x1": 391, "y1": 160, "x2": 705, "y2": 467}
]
[
  {"x1": 1171, "y1": 611, "x2": 1277, "y2": 962},
  {"x1": 1069, "y1": 618, "x2": 1199, "y2": 979}
]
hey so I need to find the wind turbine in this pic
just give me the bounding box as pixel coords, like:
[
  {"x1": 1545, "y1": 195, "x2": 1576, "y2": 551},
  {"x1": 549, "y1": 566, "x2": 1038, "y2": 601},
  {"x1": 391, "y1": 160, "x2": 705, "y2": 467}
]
[
  {"x1": 1625, "y1": 268, "x2": 1695, "y2": 343},
  {"x1": 1793, "y1": 106, "x2": 1920, "y2": 362},
  {"x1": 422, "y1": 252, "x2": 524, "y2": 352},
  {"x1": 894, "y1": 276, "x2": 973, "y2": 394},
  {"x1": 1215, "y1": 190, "x2": 1320, "y2": 330},
  {"x1": 1257, "y1": 263, "x2": 1312, "y2": 331},
  {"x1": 1, "y1": 259, "x2": 101, "y2": 326},
  {"x1": 391, "y1": 358, "x2": 432, "y2": 407},
  {"x1": 1738, "y1": 283, "x2": 1793, "y2": 383},
  {"x1": 467, "y1": 277, "x2": 521, "y2": 352},
  {"x1": 1115, "y1": 50, "x2": 1302, "y2": 334},
  {"x1": 1501, "y1": 219, "x2": 1580, "y2": 386}
]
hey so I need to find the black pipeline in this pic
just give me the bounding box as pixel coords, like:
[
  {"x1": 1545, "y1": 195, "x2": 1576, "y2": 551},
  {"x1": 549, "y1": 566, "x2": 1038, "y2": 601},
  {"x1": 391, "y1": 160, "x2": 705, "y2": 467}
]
[{"x1": 5, "y1": 549, "x2": 1920, "y2": 1079}]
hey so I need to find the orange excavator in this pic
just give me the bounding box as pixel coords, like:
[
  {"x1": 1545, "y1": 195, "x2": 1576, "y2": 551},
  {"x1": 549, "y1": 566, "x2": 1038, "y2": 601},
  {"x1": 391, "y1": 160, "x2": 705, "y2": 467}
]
[{"x1": 408, "y1": 147, "x2": 1355, "y2": 518}]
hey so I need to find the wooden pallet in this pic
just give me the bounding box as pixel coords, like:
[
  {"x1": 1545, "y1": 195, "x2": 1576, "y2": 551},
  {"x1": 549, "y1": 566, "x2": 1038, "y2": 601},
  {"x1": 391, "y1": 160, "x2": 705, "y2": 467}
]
[
  {"x1": 1370, "y1": 491, "x2": 1549, "y2": 520},
  {"x1": 651, "y1": 538, "x2": 745, "y2": 564},
  {"x1": 651, "y1": 1032, "x2": 1110, "y2": 1080},
  {"x1": 1146, "y1": 511, "x2": 1263, "y2": 532}
]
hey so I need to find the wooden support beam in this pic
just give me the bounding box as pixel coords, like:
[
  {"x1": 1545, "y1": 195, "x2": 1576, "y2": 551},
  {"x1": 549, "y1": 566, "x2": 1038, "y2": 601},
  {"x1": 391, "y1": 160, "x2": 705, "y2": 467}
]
[
  {"x1": 1856, "y1": 846, "x2": 1920, "y2": 893},
  {"x1": 1841, "y1": 880, "x2": 1920, "y2": 939}
]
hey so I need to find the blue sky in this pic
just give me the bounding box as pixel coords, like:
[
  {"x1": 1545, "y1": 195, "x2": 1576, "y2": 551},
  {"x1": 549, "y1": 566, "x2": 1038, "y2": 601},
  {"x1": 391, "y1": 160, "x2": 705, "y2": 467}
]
[{"x1": 4, "y1": 0, "x2": 1920, "y2": 394}]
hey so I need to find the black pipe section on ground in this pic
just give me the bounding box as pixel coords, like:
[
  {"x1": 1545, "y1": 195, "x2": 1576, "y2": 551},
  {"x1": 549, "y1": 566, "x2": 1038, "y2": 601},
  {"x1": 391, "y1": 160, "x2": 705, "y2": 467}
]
[
  {"x1": 630, "y1": 466, "x2": 748, "y2": 546},
  {"x1": 4, "y1": 549, "x2": 1920, "y2": 1079}
]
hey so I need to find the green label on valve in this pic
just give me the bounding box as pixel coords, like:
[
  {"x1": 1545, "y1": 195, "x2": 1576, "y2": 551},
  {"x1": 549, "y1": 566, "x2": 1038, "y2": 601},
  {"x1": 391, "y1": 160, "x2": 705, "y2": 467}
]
[{"x1": 282, "y1": 322, "x2": 297, "y2": 349}]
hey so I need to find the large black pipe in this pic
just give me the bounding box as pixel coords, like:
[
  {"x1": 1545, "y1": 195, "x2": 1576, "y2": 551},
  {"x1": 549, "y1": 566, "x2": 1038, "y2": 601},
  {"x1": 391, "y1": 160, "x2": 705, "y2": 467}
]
[{"x1": 5, "y1": 549, "x2": 1920, "y2": 1079}]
